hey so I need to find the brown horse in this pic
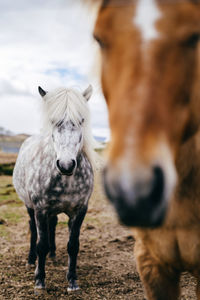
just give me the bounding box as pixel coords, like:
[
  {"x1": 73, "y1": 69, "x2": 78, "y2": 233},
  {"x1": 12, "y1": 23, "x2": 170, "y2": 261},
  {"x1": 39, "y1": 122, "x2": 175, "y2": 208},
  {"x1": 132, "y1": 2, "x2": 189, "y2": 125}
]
[{"x1": 89, "y1": 0, "x2": 200, "y2": 299}]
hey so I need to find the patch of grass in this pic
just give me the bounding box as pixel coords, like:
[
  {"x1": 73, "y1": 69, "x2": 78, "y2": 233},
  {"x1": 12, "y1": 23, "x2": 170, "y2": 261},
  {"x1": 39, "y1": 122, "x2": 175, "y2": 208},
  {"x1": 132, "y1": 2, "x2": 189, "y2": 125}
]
[
  {"x1": 0, "y1": 210, "x2": 22, "y2": 224},
  {"x1": 0, "y1": 175, "x2": 13, "y2": 187},
  {"x1": 0, "y1": 163, "x2": 14, "y2": 176},
  {"x1": 58, "y1": 221, "x2": 68, "y2": 226},
  {"x1": 0, "y1": 176, "x2": 24, "y2": 225},
  {"x1": 0, "y1": 175, "x2": 21, "y2": 206},
  {"x1": 0, "y1": 225, "x2": 11, "y2": 241},
  {"x1": 84, "y1": 215, "x2": 101, "y2": 227},
  {"x1": 9, "y1": 200, "x2": 23, "y2": 208}
]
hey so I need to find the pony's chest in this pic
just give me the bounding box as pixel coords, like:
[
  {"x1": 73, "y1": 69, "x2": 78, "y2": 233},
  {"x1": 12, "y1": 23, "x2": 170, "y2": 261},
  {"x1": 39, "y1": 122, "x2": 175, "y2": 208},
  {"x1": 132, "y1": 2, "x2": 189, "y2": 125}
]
[
  {"x1": 29, "y1": 163, "x2": 93, "y2": 213},
  {"x1": 50, "y1": 175, "x2": 93, "y2": 214}
]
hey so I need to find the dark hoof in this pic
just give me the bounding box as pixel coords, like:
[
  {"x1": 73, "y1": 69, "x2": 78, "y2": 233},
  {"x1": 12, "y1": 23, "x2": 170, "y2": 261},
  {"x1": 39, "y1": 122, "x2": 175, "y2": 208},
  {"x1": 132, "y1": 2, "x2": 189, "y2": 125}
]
[
  {"x1": 67, "y1": 280, "x2": 80, "y2": 292},
  {"x1": 34, "y1": 279, "x2": 45, "y2": 295}
]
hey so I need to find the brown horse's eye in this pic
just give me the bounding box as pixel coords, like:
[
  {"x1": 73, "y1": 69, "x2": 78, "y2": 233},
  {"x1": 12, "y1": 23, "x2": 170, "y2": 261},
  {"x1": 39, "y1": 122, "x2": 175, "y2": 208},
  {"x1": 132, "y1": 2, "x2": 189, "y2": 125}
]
[
  {"x1": 93, "y1": 34, "x2": 107, "y2": 49},
  {"x1": 183, "y1": 34, "x2": 199, "y2": 48}
]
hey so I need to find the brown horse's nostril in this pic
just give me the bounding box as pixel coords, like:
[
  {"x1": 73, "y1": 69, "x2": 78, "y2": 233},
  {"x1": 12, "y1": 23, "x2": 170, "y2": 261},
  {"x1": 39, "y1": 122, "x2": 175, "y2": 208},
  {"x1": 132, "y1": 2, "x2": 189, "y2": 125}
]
[
  {"x1": 151, "y1": 166, "x2": 164, "y2": 205},
  {"x1": 103, "y1": 165, "x2": 166, "y2": 228}
]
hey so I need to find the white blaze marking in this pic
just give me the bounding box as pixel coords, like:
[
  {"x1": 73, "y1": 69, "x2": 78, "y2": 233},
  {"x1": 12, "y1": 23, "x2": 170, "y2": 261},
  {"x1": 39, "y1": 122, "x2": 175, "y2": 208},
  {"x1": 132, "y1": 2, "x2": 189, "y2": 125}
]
[{"x1": 134, "y1": 0, "x2": 162, "y2": 42}]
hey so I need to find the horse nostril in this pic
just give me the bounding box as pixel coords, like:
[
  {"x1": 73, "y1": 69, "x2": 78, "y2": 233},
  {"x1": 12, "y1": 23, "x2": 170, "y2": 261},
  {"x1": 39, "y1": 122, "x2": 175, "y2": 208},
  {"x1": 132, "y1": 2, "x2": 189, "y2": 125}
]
[
  {"x1": 56, "y1": 159, "x2": 76, "y2": 175},
  {"x1": 151, "y1": 166, "x2": 164, "y2": 205},
  {"x1": 56, "y1": 160, "x2": 60, "y2": 170},
  {"x1": 103, "y1": 165, "x2": 167, "y2": 227},
  {"x1": 67, "y1": 159, "x2": 76, "y2": 173},
  {"x1": 71, "y1": 159, "x2": 76, "y2": 169}
]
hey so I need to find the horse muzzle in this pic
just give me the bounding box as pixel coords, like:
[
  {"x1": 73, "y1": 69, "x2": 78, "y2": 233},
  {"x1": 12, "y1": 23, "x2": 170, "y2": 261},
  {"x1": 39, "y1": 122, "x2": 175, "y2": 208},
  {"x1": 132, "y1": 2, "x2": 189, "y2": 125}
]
[
  {"x1": 56, "y1": 159, "x2": 76, "y2": 176},
  {"x1": 103, "y1": 164, "x2": 174, "y2": 228}
]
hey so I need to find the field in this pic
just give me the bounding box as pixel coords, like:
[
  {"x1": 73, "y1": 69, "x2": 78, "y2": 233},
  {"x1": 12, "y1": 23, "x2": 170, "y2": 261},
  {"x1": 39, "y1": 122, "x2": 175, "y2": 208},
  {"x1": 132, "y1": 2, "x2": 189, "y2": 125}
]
[{"x1": 0, "y1": 153, "x2": 197, "y2": 299}]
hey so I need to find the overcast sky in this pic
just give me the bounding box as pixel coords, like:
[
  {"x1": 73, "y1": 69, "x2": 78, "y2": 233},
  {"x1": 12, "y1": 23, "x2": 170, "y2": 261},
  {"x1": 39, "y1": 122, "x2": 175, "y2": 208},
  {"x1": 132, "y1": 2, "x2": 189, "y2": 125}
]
[{"x1": 0, "y1": 0, "x2": 109, "y2": 139}]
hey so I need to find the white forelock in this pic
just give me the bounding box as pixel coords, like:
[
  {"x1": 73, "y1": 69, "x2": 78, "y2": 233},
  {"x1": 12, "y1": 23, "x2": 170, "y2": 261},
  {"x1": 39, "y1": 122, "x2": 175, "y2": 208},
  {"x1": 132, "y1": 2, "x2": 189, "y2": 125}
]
[
  {"x1": 41, "y1": 87, "x2": 97, "y2": 168},
  {"x1": 134, "y1": 0, "x2": 161, "y2": 43}
]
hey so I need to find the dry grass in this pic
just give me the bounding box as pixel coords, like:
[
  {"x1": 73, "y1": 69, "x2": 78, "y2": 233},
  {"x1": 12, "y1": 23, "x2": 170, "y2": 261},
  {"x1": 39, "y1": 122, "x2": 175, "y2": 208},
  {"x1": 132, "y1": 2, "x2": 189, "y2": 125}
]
[{"x1": 0, "y1": 152, "x2": 17, "y2": 164}]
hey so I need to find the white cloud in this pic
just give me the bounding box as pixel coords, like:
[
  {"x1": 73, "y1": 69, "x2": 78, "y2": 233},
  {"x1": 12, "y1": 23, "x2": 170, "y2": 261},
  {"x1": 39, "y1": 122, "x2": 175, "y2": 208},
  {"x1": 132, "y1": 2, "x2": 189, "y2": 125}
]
[
  {"x1": 0, "y1": 95, "x2": 40, "y2": 134},
  {"x1": 0, "y1": 0, "x2": 109, "y2": 138}
]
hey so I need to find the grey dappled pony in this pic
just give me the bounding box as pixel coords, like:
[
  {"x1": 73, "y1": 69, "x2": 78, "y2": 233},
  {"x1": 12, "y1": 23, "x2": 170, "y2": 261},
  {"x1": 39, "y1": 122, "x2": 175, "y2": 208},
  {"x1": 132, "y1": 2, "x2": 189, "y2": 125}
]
[{"x1": 13, "y1": 85, "x2": 96, "y2": 294}]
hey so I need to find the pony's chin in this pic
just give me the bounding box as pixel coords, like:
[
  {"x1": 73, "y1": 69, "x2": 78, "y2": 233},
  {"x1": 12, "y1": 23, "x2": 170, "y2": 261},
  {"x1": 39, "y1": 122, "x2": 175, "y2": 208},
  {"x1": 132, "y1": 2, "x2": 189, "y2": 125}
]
[
  {"x1": 56, "y1": 168, "x2": 74, "y2": 176},
  {"x1": 61, "y1": 171, "x2": 74, "y2": 176}
]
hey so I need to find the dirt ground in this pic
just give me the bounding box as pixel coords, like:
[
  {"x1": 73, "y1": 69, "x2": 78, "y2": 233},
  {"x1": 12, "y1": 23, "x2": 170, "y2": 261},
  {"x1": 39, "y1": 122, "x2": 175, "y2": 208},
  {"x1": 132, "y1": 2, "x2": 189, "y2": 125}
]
[{"x1": 0, "y1": 172, "x2": 198, "y2": 300}]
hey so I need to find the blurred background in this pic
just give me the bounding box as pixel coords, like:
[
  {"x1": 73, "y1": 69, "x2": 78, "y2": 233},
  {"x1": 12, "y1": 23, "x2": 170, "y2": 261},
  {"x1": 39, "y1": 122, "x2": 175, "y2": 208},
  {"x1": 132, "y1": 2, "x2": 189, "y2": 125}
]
[{"x1": 0, "y1": 0, "x2": 109, "y2": 153}]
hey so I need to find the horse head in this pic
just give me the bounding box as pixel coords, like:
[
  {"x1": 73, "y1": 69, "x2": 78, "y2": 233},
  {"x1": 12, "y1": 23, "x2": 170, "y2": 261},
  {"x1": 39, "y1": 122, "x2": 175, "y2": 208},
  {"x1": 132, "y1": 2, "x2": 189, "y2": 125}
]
[
  {"x1": 39, "y1": 85, "x2": 93, "y2": 176},
  {"x1": 94, "y1": 0, "x2": 200, "y2": 227}
]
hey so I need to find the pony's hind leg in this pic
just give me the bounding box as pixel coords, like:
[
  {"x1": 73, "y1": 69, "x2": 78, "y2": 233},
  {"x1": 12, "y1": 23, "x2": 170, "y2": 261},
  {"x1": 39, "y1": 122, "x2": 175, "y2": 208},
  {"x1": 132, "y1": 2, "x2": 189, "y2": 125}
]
[
  {"x1": 27, "y1": 207, "x2": 37, "y2": 267},
  {"x1": 34, "y1": 211, "x2": 49, "y2": 294},
  {"x1": 67, "y1": 206, "x2": 87, "y2": 292},
  {"x1": 48, "y1": 215, "x2": 58, "y2": 260}
]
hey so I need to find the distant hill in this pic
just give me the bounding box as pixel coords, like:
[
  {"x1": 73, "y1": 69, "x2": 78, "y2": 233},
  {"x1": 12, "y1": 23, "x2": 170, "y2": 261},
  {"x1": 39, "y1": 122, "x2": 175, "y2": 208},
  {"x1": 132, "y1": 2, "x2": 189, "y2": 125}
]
[
  {"x1": 0, "y1": 133, "x2": 29, "y2": 143},
  {"x1": 0, "y1": 127, "x2": 29, "y2": 153},
  {"x1": 94, "y1": 136, "x2": 107, "y2": 143},
  {"x1": 0, "y1": 126, "x2": 13, "y2": 136},
  {"x1": 0, "y1": 126, "x2": 107, "y2": 153}
]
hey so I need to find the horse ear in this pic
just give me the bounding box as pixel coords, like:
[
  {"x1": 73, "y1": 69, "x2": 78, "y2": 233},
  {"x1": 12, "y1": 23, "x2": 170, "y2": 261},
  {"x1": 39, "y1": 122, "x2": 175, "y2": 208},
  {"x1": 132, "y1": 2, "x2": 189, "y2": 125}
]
[
  {"x1": 38, "y1": 86, "x2": 47, "y2": 97},
  {"x1": 83, "y1": 85, "x2": 93, "y2": 101}
]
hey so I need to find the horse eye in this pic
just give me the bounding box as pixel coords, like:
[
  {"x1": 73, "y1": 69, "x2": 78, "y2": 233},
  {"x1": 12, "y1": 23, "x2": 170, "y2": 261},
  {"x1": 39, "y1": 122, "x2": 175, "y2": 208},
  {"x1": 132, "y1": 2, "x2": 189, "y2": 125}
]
[
  {"x1": 56, "y1": 120, "x2": 64, "y2": 127},
  {"x1": 80, "y1": 118, "x2": 84, "y2": 125},
  {"x1": 183, "y1": 34, "x2": 199, "y2": 48},
  {"x1": 93, "y1": 34, "x2": 107, "y2": 49}
]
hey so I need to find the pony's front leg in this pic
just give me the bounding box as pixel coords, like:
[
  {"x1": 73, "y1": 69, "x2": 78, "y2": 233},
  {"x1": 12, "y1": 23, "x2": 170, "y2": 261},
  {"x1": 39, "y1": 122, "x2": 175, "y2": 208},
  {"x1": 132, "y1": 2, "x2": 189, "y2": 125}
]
[
  {"x1": 27, "y1": 207, "x2": 37, "y2": 267},
  {"x1": 67, "y1": 207, "x2": 87, "y2": 292},
  {"x1": 34, "y1": 210, "x2": 49, "y2": 294}
]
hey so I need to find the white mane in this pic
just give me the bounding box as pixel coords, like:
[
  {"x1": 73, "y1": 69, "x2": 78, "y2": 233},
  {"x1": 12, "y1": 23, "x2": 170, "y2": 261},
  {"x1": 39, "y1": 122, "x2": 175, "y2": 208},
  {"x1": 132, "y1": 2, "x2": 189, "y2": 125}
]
[{"x1": 41, "y1": 87, "x2": 98, "y2": 169}]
